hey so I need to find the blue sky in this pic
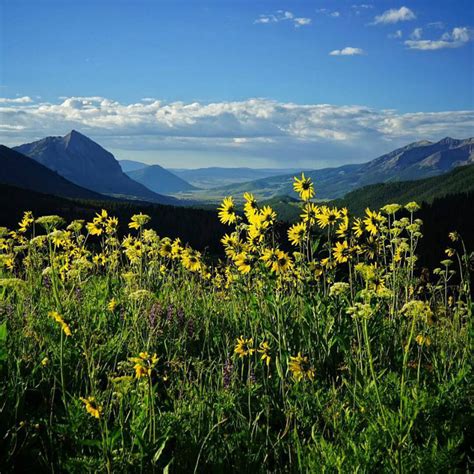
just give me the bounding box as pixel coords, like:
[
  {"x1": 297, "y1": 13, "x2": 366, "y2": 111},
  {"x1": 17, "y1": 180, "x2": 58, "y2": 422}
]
[{"x1": 0, "y1": 0, "x2": 473, "y2": 168}]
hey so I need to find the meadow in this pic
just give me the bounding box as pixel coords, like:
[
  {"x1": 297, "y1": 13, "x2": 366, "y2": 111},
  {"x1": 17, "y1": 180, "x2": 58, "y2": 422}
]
[{"x1": 0, "y1": 174, "x2": 472, "y2": 473}]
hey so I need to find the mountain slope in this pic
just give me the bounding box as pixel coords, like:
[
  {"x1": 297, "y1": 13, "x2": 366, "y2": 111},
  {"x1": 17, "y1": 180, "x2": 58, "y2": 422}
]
[
  {"x1": 127, "y1": 165, "x2": 197, "y2": 194},
  {"x1": 200, "y1": 137, "x2": 474, "y2": 200},
  {"x1": 335, "y1": 163, "x2": 474, "y2": 215},
  {"x1": 119, "y1": 159, "x2": 150, "y2": 173},
  {"x1": 14, "y1": 131, "x2": 177, "y2": 204},
  {"x1": 0, "y1": 145, "x2": 110, "y2": 200}
]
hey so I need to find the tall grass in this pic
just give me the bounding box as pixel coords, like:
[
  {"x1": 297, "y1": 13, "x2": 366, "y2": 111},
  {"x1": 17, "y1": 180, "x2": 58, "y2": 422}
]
[{"x1": 0, "y1": 179, "x2": 472, "y2": 472}]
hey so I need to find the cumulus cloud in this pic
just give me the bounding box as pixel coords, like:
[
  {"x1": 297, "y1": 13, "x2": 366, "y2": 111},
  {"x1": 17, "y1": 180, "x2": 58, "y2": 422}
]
[
  {"x1": 329, "y1": 47, "x2": 366, "y2": 56},
  {"x1": 0, "y1": 96, "x2": 33, "y2": 104},
  {"x1": 405, "y1": 26, "x2": 473, "y2": 50},
  {"x1": 255, "y1": 10, "x2": 311, "y2": 28},
  {"x1": 1, "y1": 96, "x2": 473, "y2": 167},
  {"x1": 373, "y1": 6, "x2": 416, "y2": 25}
]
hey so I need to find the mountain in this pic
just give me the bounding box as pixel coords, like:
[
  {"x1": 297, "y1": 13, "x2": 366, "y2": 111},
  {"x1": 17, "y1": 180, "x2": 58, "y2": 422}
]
[
  {"x1": 335, "y1": 163, "x2": 474, "y2": 215},
  {"x1": 0, "y1": 145, "x2": 109, "y2": 200},
  {"x1": 119, "y1": 159, "x2": 150, "y2": 173},
  {"x1": 170, "y1": 167, "x2": 305, "y2": 189},
  {"x1": 200, "y1": 137, "x2": 474, "y2": 201},
  {"x1": 126, "y1": 165, "x2": 197, "y2": 194},
  {"x1": 13, "y1": 131, "x2": 177, "y2": 204}
]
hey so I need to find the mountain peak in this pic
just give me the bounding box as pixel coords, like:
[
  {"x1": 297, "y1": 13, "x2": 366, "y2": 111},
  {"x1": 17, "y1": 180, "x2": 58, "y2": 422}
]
[
  {"x1": 438, "y1": 136, "x2": 458, "y2": 146},
  {"x1": 64, "y1": 129, "x2": 88, "y2": 145}
]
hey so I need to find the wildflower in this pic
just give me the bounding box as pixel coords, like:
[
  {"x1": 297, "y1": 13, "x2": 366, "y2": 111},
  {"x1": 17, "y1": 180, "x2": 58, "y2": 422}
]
[
  {"x1": 336, "y1": 208, "x2": 349, "y2": 237},
  {"x1": 260, "y1": 206, "x2": 277, "y2": 226},
  {"x1": 405, "y1": 201, "x2": 420, "y2": 213},
  {"x1": 293, "y1": 173, "x2": 315, "y2": 201},
  {"x1": 363, "y1": 208, "x2": 384, "y2": 236},
  {"x1": 35, "y1": 215, "x2": 65, "y2": 231},
  {"x1": 79, "y1": 396, "x2": 102, "y2": 419},
  {"x1": 181, "y1": 249, "x2": 202, "y2": 272},
  {"x1": 18, "y1": 211, "x2": 34, "y2": 233},
  {"x1": 49, "y1": 311, "x2": 72, "y2": 337},
  {"x1": 289, "y1": 353, "x2": 315, "y2": 381},
  {"x1": 41, "y1": 357, "x2": 49, "y2": 366},
  {"x1": 129, "y1": 213, "x2": 151, "y2": 230},
  {"x1": 445, "y1": 248, "x2": 455, "y2": 257},
  {"x1": 381, "y1": 203, "x2": 401, "y2": 215},
  {"x1": 218, "y1": 197, "x2": 237, "y2": 225},
  {"x1": 258, "y1": 341, "x2": 271, "y2": 366},
  {"x1": 329, "y1": 282, "x2": 350, "y2": 297},
  {"x1": 105, "y1": 216, "x2": 119, "y2": 234},
  {"x1": 234, "y1": 336, "x2": 255, "y2": 358},
  {"x1": 160, "y1": 238, "x2": 173, "y2": 257},
  {"x1": 288, "y1": 222, "x2": 306, "y2": 246},
  {"x1": 86, "y1": 221, "x2": 103, "y2": 236},
  {"x1": 107, "y1": 298, "x2": 117, "y2": 311},
  {"x1": 401, "y1": 300, "x2": 433, "y2": 323},
  {"x1": 243, "y1": 192, "x2": 258, "y2": 217},
  {"x1": 130, "y1": 352, "x2": 159, "y2": 379},
  {"x1": 448, "y1": 231, "x2": 459, "y2": 242},
  {"x1": 332, "y1": 240, "x2": 350, "y2": 264},
  {"x1": 415, "y1": 334, "x2": 432, "y2": 346},
  {"x1": 274, "y1": 250, "x2": 293, "y2": 274},
  {"x1": 301, "y1": 202, "x2": 319, "y2": 226},
  {"x1": 67, "y1": 220, "x2": 84, "y2": 233},
  {"x1": 346, "y1": 303, "x2": 372, "y2": 320},
  {"x1": 317, "y1": 206, "x2": 340, "y2": 228},
  {"x1": 234, "y1": 251, "x2": 252, "y2": 274},
  {"x1": 352, "y1": 218, "x2": 364, "y2": 238}
]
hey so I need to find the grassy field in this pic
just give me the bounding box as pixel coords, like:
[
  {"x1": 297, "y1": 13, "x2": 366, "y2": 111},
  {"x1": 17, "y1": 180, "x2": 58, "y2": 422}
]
[{"x1": 0, "y1": 175, "x2": 472, "y2": 472}]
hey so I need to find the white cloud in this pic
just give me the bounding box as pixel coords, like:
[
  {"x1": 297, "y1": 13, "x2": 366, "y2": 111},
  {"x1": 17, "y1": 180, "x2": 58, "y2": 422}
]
[
  {"x1": 388, "y1": 30, "x2": 403, "y2": 39},
  {"x1": 329, "y1": 47, "x2": 366, "y2": 56},
  {"x1": 405, "y1": 26, "x2": 472, "y2": 50},
  {"x1": 0, "y1": 96, "x2": 33, "y2": 104},
  {"x1": 330, "y1": 11, "x2": 340, "y2": 18},
  {"x1": 294, "y1": 17, "x2": 312, "y2": 27},
  {"x1": 352, "y1": 4, "x2": 373, "y2": 9},
  {"x1": 1, "y1": 96, "x2": 473, "y2": 167},
  {"x1": 255, "y1": 10, "x2": 311, "y2": 28},
  {"x1": 410, "y1": 28, "x2": 423, "y2": 39},
  {"x1": 373, "y1": 6, "x2": 416, "y2": 25}
]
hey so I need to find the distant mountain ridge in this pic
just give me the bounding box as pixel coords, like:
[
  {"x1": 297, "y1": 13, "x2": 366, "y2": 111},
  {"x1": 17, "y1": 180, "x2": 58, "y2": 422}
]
[
  {"x1": 0, "y1": 145, "x2": 109, "y2": 200},
  {"x1": 335, "y1": 163, "x2": 474, "y2": 215},
  {"x1": 126, "y1": 165, "x2": 198, "y2": 194},
  {"x1": 199, "y1": 137, "x2": 474, "y2": 200},
  {"x1": 14, "y1": 131, "x2": 176, "y2": 205}
]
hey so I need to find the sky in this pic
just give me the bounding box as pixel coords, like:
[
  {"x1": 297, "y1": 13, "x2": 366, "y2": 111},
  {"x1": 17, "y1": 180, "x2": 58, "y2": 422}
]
[{"x1": 0, "y1": 0, "x2": 473, "y2": 169}]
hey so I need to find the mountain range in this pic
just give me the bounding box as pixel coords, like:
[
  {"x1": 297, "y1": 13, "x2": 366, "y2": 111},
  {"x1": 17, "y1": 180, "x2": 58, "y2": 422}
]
[
  {"x1": 193, "y1": 137, "x2": 474, "y2": 201},
  {"x1": 335, "y1": 162, "x2": 474, "y2": 215},
  {"x1": 13, "y1": 131, "x2": 176, "y2": 204}
]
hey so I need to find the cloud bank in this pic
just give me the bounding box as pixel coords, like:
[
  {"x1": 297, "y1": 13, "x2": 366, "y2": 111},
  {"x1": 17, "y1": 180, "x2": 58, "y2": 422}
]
[
  {"x1": 1, "y1": 96, "x2": 473, "y2": 168},
  {"x1": 405, "y1": 26, "x2": 473, "y2": 50}
]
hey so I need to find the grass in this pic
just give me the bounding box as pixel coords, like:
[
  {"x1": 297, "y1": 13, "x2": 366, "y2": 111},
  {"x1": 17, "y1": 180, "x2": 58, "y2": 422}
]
[{"x1": 0, "y1": 183, "x2": 472, "y2": 473}]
